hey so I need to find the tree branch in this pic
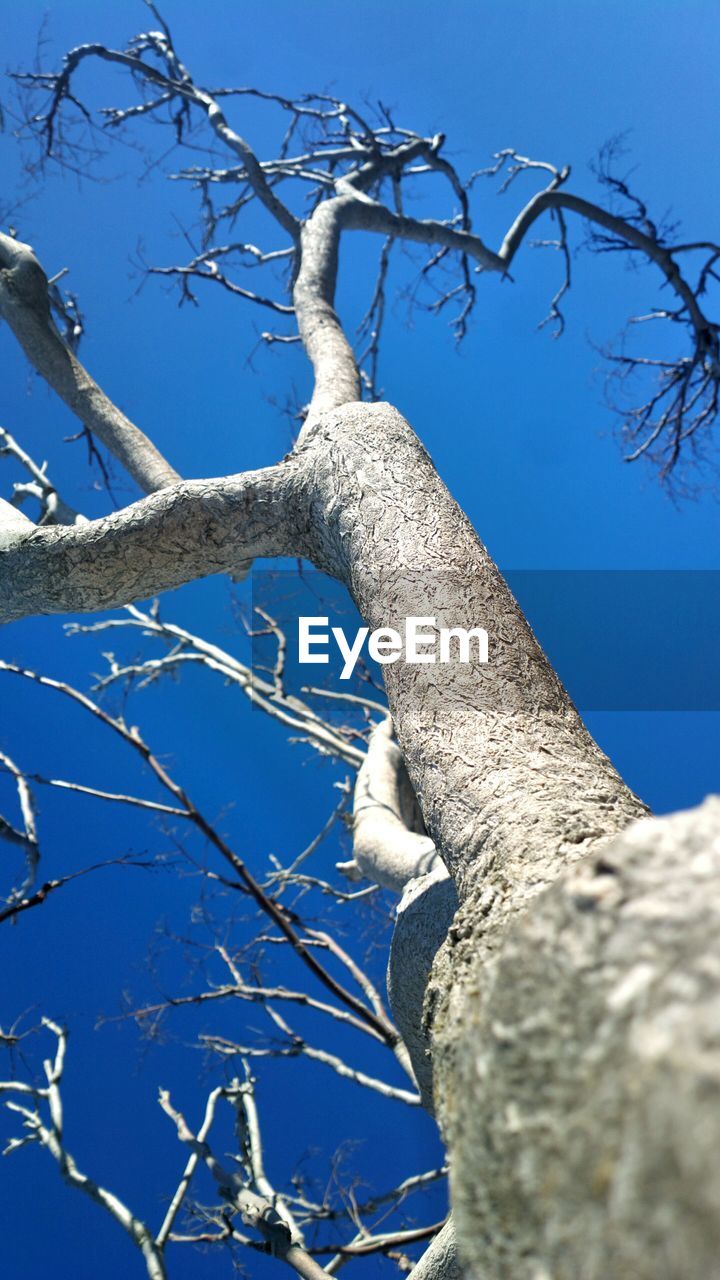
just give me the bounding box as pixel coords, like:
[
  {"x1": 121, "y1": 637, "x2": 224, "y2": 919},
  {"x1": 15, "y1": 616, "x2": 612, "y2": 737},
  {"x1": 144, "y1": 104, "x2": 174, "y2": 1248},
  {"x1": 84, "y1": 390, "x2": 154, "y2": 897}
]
[
  {"x1": 0, "y1": 425, "x2": 84, "y2": 526},
  {"x1": 349, "y1": 718, "x2": 440, "y2": 892},
  {"x1": 0, "y1": 461, "x2": 300, "y2": 622},
  {"x1": 1, "y1": 1020, "x2": 167, "y2": 1280},
  {"x1": 0, "y1": 233, "x2": 180, "y2": 494}
]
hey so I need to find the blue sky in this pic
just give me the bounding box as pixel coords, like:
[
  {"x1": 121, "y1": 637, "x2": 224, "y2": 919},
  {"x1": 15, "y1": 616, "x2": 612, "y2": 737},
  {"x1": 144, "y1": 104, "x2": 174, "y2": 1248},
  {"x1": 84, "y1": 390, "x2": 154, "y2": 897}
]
[{"x1": 1, "y1": 3, "x2": 719, "y2": 1276}]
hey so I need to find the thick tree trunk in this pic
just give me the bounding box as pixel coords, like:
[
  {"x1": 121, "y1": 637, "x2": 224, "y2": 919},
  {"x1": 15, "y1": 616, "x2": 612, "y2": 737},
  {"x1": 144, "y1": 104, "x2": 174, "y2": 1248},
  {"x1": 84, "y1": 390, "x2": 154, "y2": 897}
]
[
  {"x1": 434, "y1": 797, "x2": 720, "y2": 1279},
  {"x1": 4, "y1": 42, "x2": 718, "y2": 1278},
  {"x1": 298, "y1": 402, "x2": 719, "y2": 1279},
  {"x1": 296, "y1": 402, "x2": 645, "y2": 902},
  {"x1": 4, "y1": 394, "x2": 717, "y2": 1279}
]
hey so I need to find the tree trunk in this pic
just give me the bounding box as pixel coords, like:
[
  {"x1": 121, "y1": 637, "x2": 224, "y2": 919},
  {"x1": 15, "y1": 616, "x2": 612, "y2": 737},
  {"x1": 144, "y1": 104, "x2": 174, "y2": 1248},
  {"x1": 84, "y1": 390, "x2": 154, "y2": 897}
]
[
  {"x1": 298, "y1": 401, "x2": 719, "y2": 1279},
  {"x1": 3, "y1": 303, "x2": 715, "y2": 1280},
  {"x1": 433, "y1": 797, "x2": 720, "y2": 1279}
]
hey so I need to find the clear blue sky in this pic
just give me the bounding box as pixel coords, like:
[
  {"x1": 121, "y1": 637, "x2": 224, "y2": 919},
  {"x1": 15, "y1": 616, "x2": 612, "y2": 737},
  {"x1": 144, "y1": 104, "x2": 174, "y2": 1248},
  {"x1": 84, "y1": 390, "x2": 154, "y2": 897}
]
[{"x1": 1, "y1": 3, "x2": 719, "y2": 1276}]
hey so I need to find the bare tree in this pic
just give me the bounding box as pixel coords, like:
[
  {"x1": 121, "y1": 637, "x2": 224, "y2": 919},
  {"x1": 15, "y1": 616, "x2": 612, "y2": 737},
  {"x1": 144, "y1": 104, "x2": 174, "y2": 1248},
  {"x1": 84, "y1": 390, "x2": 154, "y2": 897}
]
[
  {"x1": 0, "y1": 606, "x2": 449, "y2": 1275},
  {"x1": 1, "y1": 6, "x2": 719, "y2": 1278}
]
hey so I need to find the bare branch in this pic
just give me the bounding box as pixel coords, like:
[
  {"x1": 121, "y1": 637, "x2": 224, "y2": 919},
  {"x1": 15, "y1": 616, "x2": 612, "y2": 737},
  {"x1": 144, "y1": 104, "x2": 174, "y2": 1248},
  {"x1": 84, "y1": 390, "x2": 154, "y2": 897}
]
[
  {"x1": 0, "y1": 660, "x2": 399, "y2": 1047},
  {"x1": 14, "y1": 33, "x2": 299, "y2": 239},
  {"x1": 11, "y1": 21, "x2": 718, "y2": 474},
  {"x1": 1, "y1": 1021, "x2": 167, "y2": 1280},
  {"x1": 0, "y1": 856, "x2": 155, "y2": 926},
  {"x1": 202, "y1": 1031, "x2": 420, "y2": 1107},
  {"x1": 352, "y1": 719, "x2": 440, "y2": 892},
  {"x1": 0, "y1": 749, "x2": 40, "y2": 901},
  {"x1": 0, "y1": 233, "x2": 180, "y2": 494},
  {"x1": 158, "y1": 1084, "x2": 327, "y2": 1278},
  {"x1": 0, "y1": 425, "x2": 84, "y2": 526},
  {"x1": 67, "y1": 604, "x2": 365, "y2": 767},
  {"x1": 0, "y1": 461, "x2": 299, "y2": 622}
]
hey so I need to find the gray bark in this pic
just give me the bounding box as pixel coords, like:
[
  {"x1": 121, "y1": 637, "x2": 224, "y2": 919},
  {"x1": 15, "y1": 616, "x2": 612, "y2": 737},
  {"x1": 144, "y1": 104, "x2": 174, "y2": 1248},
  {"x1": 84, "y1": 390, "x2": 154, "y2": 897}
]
[
  {"x1": 294, "y1": 402, "x2": 647, "y2": 899},
  {"x1": 1, "y1": 399, "x2": 644, "y2": 894},
  {"x1": 7, "y1": 370, "x2": 707, "y2": 1280},
  {"x1": 349, "y1": 717, "x2": 456, "y2": 1109},
  {"x1": 352, "y1": 718, "x2": 440, "y2": 893},
  {"x1": 2, "y1": 78, "x2": 716, "y2": 1277},
  {"x1": 0, "y1": 463, "x2": 299, "y2": 620},
  {"x1": 438, "y1": 797, "x2": 720, "y2": 1280},
  {"x1": 389, "y1": 868, "x2": 457, "y2": 1113},
  {"x1": 0, "y1": 233, "x2": 180, "y2": 494},
  {"x1": 409, "y1": 1219, "x2": 463, "y2": 1280}
]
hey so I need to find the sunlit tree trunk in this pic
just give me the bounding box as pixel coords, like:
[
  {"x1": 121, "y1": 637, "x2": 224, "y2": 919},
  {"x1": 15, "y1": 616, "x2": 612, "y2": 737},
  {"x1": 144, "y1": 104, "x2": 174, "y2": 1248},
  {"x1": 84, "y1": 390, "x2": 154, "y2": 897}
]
[{"x1": 2, "y1": 21, "x2": 720, "y2": 1277}]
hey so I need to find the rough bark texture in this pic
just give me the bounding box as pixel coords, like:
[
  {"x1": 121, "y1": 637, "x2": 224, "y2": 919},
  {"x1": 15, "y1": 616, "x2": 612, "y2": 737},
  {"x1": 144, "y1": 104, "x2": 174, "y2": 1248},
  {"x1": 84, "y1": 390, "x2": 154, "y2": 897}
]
[
  {"x1": 409, "y1": 1219, "x2": 464, "y2": 1280},
  {"x1": 0, "y1": 463, "x2": 301, "y2": 620},
  {"x1": 3, "y1": 66, "x2": 716, "y2": 1270},
  {"x1": 295, "y1": 402, "x2": 647, "y2": 901},
  {"x1": 436, "y1": 797, "x2": 720, "y2": 1280}
]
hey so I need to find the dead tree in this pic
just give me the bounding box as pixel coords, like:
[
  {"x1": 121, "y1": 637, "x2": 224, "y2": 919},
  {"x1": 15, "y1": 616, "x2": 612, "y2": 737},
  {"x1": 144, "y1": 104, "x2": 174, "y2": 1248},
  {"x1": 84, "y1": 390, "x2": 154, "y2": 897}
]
[{"x1": 1, "y1": 6, "x2": 720, "y2": 1277}]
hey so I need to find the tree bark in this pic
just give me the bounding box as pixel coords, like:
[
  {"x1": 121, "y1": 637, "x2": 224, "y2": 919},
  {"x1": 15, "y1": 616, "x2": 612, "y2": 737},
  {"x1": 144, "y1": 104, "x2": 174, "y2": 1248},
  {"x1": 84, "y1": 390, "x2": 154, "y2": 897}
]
[
  {"x1": 4, "y1": 354, "x2": 718, "y2": 1280},
  {"x1": 0, "y1": 463, "x2": 300, "y2": 620},
  {"x1": 4, "y1": 34, "x2": 720, "y2": 1279},
  {"x1": 435, "y1": 797, "x2": 720, "y2": 1279},
  {"x1": 0, "y1": 234, "x2": 180, "y2": 494}
]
